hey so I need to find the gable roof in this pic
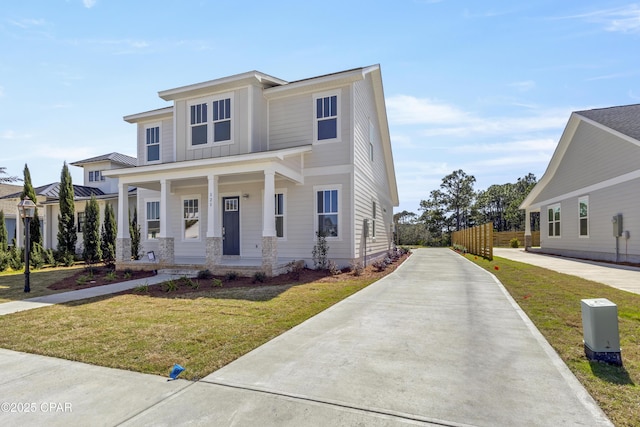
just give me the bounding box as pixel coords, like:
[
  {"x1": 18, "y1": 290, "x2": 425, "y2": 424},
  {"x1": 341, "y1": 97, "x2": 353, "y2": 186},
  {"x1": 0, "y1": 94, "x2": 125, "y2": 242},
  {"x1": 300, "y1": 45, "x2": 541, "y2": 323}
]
[
  {"x1": 521, "y1": 104, "x2": 640, "y2": 211},
  {"x1": 70, "y1": 152, "x2": 137, "y2": 167},
  {"x1": 0, "y1": 183, "x2": 105, "y2": 200}
]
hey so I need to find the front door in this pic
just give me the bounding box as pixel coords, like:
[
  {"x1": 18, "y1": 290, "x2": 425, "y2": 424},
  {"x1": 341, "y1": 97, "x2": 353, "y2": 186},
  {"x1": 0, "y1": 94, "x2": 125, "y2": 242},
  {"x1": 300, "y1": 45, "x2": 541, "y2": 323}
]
[{"x1": 222, "y1": 196, "x2": 240, "y2": 255}]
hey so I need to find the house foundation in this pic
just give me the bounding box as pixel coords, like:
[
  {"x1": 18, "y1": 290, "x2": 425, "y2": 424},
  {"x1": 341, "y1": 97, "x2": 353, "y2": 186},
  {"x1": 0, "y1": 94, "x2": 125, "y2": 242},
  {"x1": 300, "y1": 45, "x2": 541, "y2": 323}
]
[
  {"x1": 158, "y1": 237, "x2": 175, "y2": 265},
  {"x1": 262, "y1": 236, "x2": 278, "y2": 276}
]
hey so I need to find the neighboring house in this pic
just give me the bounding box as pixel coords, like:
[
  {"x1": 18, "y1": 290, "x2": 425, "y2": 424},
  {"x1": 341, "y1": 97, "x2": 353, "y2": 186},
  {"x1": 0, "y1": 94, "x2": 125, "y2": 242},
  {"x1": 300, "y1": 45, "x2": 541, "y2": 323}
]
[
  {"x1": 106, "y1": 65, "x2": 399, "y2": 275},
  {"x1": 520, "y1": 104, "x2": 640, "y2": 264},
  {"x1": 0, "y1": 183, "x2": 23, "y2": 245},
  {"x1": 0, "y1": 153, "x2": 136, "y2": 253}
]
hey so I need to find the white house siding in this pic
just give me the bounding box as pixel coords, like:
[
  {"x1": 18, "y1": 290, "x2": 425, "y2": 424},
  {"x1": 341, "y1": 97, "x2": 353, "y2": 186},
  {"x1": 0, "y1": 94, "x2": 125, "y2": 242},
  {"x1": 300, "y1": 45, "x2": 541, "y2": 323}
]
[
  {"x1": 136, "y1": 117, "x2": 174, "y2": 166},
  {"x1": 352, "y1": 78, "x2": 393, "y2": 262},
  {"x1": 541, "y1": 177, "x2": 640, "y2": 263},
  {"x1": 536, "y1": 121, "x2": 640, "y2": 203}
]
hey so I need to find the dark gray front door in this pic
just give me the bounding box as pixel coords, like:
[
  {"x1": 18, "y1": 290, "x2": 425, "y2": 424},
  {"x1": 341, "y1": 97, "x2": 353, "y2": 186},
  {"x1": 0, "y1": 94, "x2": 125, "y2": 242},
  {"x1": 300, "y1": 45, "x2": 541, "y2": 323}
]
[{"x1": 223, "y1": 196, "x2": 240, "y2": 255}]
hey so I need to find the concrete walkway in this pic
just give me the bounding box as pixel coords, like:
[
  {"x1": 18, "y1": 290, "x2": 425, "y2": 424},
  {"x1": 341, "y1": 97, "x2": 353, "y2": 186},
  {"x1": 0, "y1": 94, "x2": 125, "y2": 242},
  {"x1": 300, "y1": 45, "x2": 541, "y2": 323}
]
[
  {"x1": 0, "y1": 273, "x2": 183, "y2": 316},
  {"x1": 494, "y1": 248, "x2": 640, "y2": 295},
  {"x1": 0, "y1": 248, "x2": 612, "y2": 426}
]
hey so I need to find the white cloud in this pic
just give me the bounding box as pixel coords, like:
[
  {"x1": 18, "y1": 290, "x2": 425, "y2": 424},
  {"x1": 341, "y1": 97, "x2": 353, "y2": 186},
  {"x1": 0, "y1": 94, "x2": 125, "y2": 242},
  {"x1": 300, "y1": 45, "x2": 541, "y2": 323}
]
[
  {"x1": 9, "y1": 18, "x2": 46, "y2": 29},
  {"x1": 34, "y1": 144, "x2": 97, "y2": 161},
  {"x1": 508, "y1": 80, "x2": 535, "y2": 92},
  {"x1": 386, "y1": 95, "x2": 470, "y2": 125},
  {"x1": 83, "y1": 0, "x2": 97, "y2": 9},
  {"x1": 563, "y1": 5, "x2": 640, "y2": 34},
  {"x1": 451, "y1": 138, "x2": 557, "y2": 154}
]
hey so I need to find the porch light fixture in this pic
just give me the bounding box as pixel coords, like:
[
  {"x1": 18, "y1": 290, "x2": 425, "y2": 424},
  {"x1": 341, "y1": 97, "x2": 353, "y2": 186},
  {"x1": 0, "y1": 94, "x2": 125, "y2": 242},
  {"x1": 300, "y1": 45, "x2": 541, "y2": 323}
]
[
  {"x1": 242, "y1": 194, "x2": 249, "y2": 199},
  {"x1": 17, "y1": 196, "x2": 36, "y2": 293}
]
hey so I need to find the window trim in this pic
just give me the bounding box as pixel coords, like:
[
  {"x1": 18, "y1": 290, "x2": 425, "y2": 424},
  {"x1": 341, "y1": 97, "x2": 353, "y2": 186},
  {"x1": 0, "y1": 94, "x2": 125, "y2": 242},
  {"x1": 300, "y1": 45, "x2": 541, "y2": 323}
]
[
  {"x1": 369, "y1": 119, "x2": 375, "y2": 162},
  {"x1": 578, "y1": 196, "x2": 589, "y2": 238},
  {"x1": 77, "y1": 211, "x2": 85, "y2": 233},
  {"x1": 372, "y1": 200, "x2": 377, "y2": 239},
  {"x1": 547, "y1": 203, "x2": 561, "y2": 238},
  {"x1": 314, "y1": 184, "x2": 342, "y2": 240},
  {"x1": 145, "y1": 199, "x2": 160, "y2": 241},
  {"x1": 313, "y1": 89, "x2": 341, "y2": 144},
  {"x1": 181, "y1": 195, "x2": 201, "y2": 242},
  {"x1": 145, "y1": 122, "x2": 161, "y2": 164},
  {"x1": 88, "y1": 170, "x2": 103, "y2": 182},
  {"x1": 275, "y1": 189, "x2": 286, "y2": 240},
  {"x1": 187, "y1": 93, "x2": 234, "y2": 149}
]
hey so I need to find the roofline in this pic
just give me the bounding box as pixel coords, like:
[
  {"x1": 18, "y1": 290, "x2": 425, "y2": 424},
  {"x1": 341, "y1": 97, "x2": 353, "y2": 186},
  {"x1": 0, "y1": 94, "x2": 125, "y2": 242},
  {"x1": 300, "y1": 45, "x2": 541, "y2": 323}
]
[
  {"x1": 124, "y1": 106, "x2": 174, "y2": 123},
  {"x1": 70, "y1": 152, "x2": 137, "y2": 167}
]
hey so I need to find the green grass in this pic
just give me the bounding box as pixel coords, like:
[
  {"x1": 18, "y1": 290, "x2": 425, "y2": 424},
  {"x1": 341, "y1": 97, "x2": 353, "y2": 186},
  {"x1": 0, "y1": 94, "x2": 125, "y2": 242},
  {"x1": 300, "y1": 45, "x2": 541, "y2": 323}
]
[
  {"x1": 465, "y1": 254, "x2": 640, "y2": 427},
  {"x1": 0, "y1": 276, "x2": 379, "y2": 381},
  {"x1": 0, "y1": 266, "x2": 84, "y2": 303}
]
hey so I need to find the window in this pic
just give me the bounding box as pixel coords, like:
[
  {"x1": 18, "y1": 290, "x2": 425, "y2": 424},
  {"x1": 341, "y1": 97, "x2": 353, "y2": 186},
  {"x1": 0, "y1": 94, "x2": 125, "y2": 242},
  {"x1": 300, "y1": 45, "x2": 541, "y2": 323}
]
[
  {"x1": 183, "y1": 198, "x2": 200, "y2": 240},
  {"x1": 146, "y1": 201, "x2": 160, "y2": 239},
  {"x1": 190, "y1": 103, "x2": 208, "y2": 146},
  {"x1": 146, "y1": 126, "x2": 160, "y2": 162},
  {"x1": 314, "y1": 91, "x2": 339, "y2": 142},
  {"x1": 225, "y1": 198, "x2": 238, "y2": 211},
  {"x1": 372, "y1": 201, "x2": 377, "y2": 238},
  {"x1": 275, "y1": 193, "x2": 284, "y2": 238},
  {"x1": 548, "y1": 204, "x2": 560, "y2": 237},
  {"x1": 77, "y1": 212, "x2": 85, "y2": 233},
  {"x1": 579, "y1": 196, "x2": 589, "y2": 237},
  {"x1": 317, "y1": 189, "x2": 338, "y2": 237},
  {"x1": 89, "y1": 171, "x2": 103, "y2": 182},
  {"x1": 213, "y1": 98, "x2": 231, "y2": 142}
]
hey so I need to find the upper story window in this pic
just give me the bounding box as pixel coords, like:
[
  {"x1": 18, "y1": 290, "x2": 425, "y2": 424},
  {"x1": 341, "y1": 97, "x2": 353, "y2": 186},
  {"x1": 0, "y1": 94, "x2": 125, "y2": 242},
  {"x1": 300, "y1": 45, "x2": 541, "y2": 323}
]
[
  {"x1": 146, "y1": 125, "x2": 160, "y2": 163},
  {"x1": 316, "y1": 188, "x2": 339, "y2": 238},
  {"x1": 548, "y1": 204, "x2": 560, "y2": 237},
  {"x1": 579, "y1": 196, "x2": 589, "y2": 237},
  {"x1": 189, "y1": 94, "x2": 233, "y2": 147},
  {"x1": 89, "y1": 171, "x2": 104, "y2": 182},
  {"x1": 190, "y1": 103, "x2": 208, "y2": 146},
  {"x1": 314, "y1": 90, "x2": 340, "y2": 143}
]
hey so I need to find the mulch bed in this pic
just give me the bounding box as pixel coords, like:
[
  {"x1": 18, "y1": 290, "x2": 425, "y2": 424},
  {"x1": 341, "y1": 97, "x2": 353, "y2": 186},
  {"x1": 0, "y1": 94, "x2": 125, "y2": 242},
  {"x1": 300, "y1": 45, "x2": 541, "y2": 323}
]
[{"x1": 46, "y1": 252, "x2": 411, "y2": 297}]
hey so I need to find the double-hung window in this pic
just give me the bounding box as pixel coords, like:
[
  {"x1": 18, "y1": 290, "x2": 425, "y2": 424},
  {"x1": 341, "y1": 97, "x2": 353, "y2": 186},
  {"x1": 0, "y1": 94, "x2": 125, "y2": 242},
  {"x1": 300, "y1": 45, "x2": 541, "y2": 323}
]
[
  {"x1": 275, "y1": 193, "x2": 284, "y2": 238},
  {"x1": 89, "y1": 171, "x2": 103, "y2": 182},
  {"x1": 548, "y1": 204, "x2": 561, "y2": 237},
  {"x1": 317, "y1": 189, "x2": 339, "y2": 237},
  {"x1": 183, "y1": 198, "x2": 200, "y2": 240},
  {"x1": 146, "y1": 125, "x2": 160, "y2": 162},
  {"x1": 579, "y1": 196, "x2": 589, "y2": 237},
  {"x1": 146, "y1": 201, "x2": 160, "y2": 240},
  {"x1": 77, "y1": 212, "x2": 85, "y2": 233},
  {"x1": 213, "y1": 98, "x2": 231, "y2": 142},
  {"x1": 190, "y1": 103, "x2": 208, "y2": 146},
  {"x1": 314, "y1": 91, "x2": 339, "y2": 142}
]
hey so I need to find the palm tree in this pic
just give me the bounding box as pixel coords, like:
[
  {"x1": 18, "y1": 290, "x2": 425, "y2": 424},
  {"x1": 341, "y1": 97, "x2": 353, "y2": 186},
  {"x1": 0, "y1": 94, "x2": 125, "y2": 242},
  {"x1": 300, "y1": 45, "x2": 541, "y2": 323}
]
[{"x1": 0, "y1": 167, "x2": 19, "y2": 183}]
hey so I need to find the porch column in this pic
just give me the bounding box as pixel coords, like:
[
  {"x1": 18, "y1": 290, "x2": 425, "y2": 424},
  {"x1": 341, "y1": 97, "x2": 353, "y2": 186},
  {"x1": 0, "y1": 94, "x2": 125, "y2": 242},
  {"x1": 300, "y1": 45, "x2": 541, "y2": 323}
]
[
  {"x1": 524, "y1": 208, "x2": 532, "y2": 250},
  {"x1": 116, "y1": 182, "x2": 131, "y2": 264},
  {"x1": 262, "y1": 170, "x2": 278, "y2": 276},
  {"x1": 206, "y1": 174, "x2": 222, "y2": 268},
  {"x1": 158, "y1": 178, "x2": 174, "y2": 265}
]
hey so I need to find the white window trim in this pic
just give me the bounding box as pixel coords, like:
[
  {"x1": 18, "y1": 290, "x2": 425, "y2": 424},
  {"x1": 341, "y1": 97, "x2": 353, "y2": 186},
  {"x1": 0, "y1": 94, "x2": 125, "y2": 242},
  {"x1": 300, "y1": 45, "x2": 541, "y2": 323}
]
[
  {"x1": 144, "y1": 122, "x2": 162, "y2": 165},
  {"x1": 369, "y1": 118, "x2": 375, "y2": 162},
  {"x1": 145, "y1": 198, "x2": 160, "y2": 241},
  {"x1": 313, "y1": 184, "x2": 342, "y2": 241},
  {"x1": 312, "y1": 89, "x2": 341, "y2": 144},
  {"x1": 371, "y1": 199, "x2": 377, "y2": 241},
  {"x1": 181, "y1": 195, "x2": 201, "y2": 242},
  {"x1": 548, "y1": 203, "x2": 561, "y2": 238},
  {"x1": 187, "y1": 93, "x2": 234, "y2": 149},
  {"x1": 275, "y1": 188, "x2": 286, "y2": 240},
  {"x1": 578, "y1": 196, "x2": 589, "y2": 238}
]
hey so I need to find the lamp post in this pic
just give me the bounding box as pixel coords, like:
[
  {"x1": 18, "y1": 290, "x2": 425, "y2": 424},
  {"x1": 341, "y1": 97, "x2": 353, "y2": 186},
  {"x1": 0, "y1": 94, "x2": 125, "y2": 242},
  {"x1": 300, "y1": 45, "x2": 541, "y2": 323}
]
[{"x1": 17, "y1": 197, "x2": 36, "y2": 293}]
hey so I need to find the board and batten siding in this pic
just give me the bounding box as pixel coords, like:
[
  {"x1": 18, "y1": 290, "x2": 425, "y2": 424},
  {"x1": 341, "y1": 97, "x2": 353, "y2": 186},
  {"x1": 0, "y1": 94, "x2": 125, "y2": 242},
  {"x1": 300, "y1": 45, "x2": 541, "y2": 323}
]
[
  {"x1": 352, "y1": 77, "x2": 394, "y2": 261},
  {"x1": 136, "y1": 117, "x2": 173, "y2": 166},
  {"x1": 541, "y1": 177, "x2": 640, "y2": 262},
  {"x1": 536, "y1": 120, "x2": 640, "y2": 203}
]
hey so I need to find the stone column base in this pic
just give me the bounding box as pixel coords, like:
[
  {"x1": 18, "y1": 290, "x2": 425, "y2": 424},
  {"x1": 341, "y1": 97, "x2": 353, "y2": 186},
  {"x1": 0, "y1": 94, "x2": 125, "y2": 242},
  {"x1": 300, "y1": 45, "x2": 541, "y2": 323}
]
[
  {"x1": 524, "y1": 234, "x2": 532, "y2": 250},
  {"x1": 262, "y1": 236, "x2": 278, "y2": 277},
  {"x1": 116, "y1": 238, "x2": 131, "y2": 262},
  {"x1": 206, "y1": 237, "x2": 223, "y2": 269},
  {"x1": 158, "y1": 237, "x2": 175, "y2": 265}
]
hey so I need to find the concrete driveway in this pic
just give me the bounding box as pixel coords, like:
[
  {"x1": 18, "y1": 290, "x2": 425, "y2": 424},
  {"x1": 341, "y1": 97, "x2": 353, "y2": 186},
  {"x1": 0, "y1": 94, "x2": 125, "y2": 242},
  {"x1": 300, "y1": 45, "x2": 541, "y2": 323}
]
[{"x1": 0, "y1": 248, "x2": 612, "y2": 426}]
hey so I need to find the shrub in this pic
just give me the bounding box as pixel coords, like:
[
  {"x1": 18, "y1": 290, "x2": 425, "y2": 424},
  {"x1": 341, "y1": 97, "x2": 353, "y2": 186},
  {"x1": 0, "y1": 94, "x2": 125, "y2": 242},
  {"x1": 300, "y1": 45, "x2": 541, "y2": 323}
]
[
  {"x1": 225, "y1": 271, "x2": 238, "y2": 281},
  {"x1": 133, "y1": 283, "x2": 149, "y2": 293},
  {"x1": 510, "y1": 238, "x2": 520, "y2": 248},
  {"x1": 328, "y1": 260, "x2": 341, "y2": 275},
  {"x1": 0, "y1": 251, "x2": 9, "y2": 272},
  {"x1": 179, "y1": 276, "x2": 197, "y2": 289},
  {"x1": 105, "y1": 271, "x2": 117, "y2": 281},
  {"x1": 8, "y1": 245, "x2": 24, "y2": 271},
  {"x1": 30, "y1": 242, "x2": 46, "y2": 270},
  {"x1": 312, "y1": 232, "x2": 329, "y2": 270},
  {"x1": 211, "y1": 278, "x2": 223, "y2": 288},
  {"x1": 253, "y1": 271, "x2": 267, "y2": 283},
  {"x1": 197, "y1": 269, "x2": 214, "y2": 280},
  {"x1": 123, "y1": 268, "x2": 133, "y2": 279},
  {"x1": 286, "y1": 260, "x2": 305, "y2": 280},
  {"x1": 76, "y1": 275, "x2": 89, "y2": 285},
  {"x1": 163, "y1": 279, "x2": 178, "y2": 292},
  {"x1": 60, "y1": 251, "x2": 75, "y2": 267},
  {"x1": 44, "y1": 249, "x2": 59, "y2": 267},
  {"x1": 350, "y1": 260, "x2": 364, "y2": 276},
  {"x1": 372, "y1": 259, "x2": 387, "y2": 272}
]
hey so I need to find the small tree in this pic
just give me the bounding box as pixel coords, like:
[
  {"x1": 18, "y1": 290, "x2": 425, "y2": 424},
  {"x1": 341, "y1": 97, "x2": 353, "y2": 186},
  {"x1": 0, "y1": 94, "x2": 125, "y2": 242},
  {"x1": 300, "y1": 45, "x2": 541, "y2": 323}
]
[
  {"x1": 101, "y1": 203, "x2": 117, "y2": 267},
  {"x1": 311, "y1": 231, "x2": 329, "y2": 270},
  {"x1": 57, "y1": 162, "x2": 77, "y2": 257},
  {"x1": 129, "y1": 205, "x2": 141, "y2": 260},
  {"x1": 21, "y1": 164, "x2": 42, "y2": 248},
  {"x1": 0, "y1": 210, "x2": 8, "y2": 252},
  {"x1": 82, "y1": 196, "x2": 102, "y2": 268}
]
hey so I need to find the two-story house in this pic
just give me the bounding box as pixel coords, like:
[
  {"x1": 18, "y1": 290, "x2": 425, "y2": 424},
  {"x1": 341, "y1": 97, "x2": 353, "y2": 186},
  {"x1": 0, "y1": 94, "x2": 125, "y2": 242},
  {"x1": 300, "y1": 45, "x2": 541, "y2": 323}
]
[{"x1": 107, "y1": 65, "x2": 398, "y2": 275}]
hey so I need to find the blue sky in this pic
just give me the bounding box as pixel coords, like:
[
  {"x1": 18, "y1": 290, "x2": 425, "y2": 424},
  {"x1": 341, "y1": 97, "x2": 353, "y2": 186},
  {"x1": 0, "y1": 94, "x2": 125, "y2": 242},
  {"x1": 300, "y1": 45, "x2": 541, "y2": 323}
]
[{"x1": 2, "y1": 1, "x2": 640, "y2": 214}]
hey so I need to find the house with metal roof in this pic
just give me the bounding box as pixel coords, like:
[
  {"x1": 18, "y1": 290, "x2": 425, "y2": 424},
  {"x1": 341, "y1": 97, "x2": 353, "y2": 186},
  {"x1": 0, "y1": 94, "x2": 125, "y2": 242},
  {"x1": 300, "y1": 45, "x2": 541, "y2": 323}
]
[{"x1": 520, "y1": 104, "x2": 640, "y2": 263}]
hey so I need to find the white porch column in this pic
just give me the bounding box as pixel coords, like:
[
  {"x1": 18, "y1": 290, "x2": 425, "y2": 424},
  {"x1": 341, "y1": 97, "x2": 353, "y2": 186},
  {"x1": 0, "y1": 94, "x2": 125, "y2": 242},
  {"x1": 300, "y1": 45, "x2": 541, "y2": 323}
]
[
  {"x1": 116, "y1": 182, "x2": 131, "y2": 264},
  {"x1": 262, "y1": 170, "x2": 276, "y2": 237},
  {"x1": 158, "y1": 178, "x2": 174, "y2": 264},
  {"x1": 524, "y1": 208, "x2": 532, "y2": 250},
  {"x1": 206, "y1": 174, "x2": 222, "y2": 268}
]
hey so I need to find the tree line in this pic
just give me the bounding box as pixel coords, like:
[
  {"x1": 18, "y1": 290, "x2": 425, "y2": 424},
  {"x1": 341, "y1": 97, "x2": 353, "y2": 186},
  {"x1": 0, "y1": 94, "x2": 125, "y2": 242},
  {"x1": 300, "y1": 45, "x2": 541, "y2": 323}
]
[
  {"x1": 0, "y1": 163, "x2": 141, "y2": 272},
  {"x1": 394, "y1": 169, "x2": 539, "y2": 246}
]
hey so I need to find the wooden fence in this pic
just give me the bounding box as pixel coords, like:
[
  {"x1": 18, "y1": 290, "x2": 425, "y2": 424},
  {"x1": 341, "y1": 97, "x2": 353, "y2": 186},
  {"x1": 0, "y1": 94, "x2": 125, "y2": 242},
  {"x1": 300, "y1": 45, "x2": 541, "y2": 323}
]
[
  {"x1": 452, "y1": 223, "x2": 493, "y2": 260},
  {"x1": 493, "y1": 231, "x2": 540, "y2": 247}
]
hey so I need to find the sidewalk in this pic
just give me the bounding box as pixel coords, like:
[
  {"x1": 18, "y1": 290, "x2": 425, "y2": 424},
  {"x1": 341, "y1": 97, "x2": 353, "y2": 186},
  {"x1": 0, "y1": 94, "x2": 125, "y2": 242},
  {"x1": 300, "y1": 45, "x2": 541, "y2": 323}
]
[
  {"x1": 0, "y1": 249, "x2": 613, "y2": 426},
  {"x1": 494, "y1": 248, "x2": 640, "y2": 295}
]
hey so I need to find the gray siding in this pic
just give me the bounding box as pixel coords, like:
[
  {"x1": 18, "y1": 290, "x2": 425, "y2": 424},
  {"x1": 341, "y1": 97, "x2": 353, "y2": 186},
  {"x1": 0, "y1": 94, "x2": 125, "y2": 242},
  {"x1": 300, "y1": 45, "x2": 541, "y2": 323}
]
[
  {"x1": 269, "y1": 93, "x2": 311, "y2": 150},
  {"x1": 536, "y1": 121, "x2": 640, "y2": 202}
]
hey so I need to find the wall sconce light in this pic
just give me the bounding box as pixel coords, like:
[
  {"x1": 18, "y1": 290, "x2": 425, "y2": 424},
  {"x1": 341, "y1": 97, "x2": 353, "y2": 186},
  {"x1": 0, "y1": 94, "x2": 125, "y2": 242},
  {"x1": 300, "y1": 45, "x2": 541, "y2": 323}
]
[{"x1": 242, "y1": 193, "x2": 249, "y2": 199}]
